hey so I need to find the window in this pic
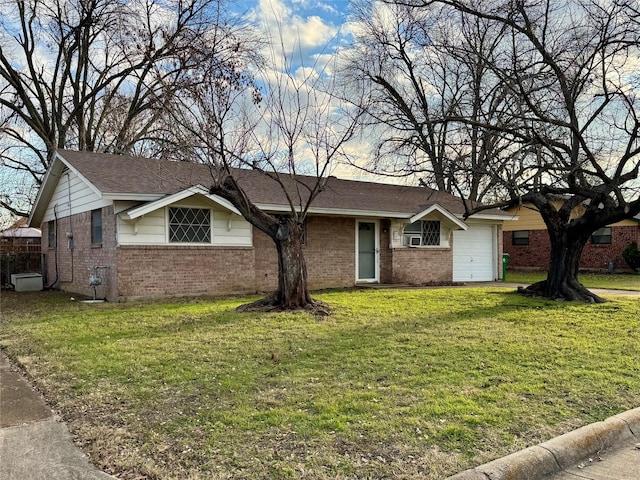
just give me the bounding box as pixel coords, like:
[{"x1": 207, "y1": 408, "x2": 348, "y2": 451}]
[
  {"x1": 48, "y1": 220, "x2": 56, "y2": 248},
  {"x1": 591, "y1": 227, "x2": 612, "y2": 245},
  {"x1": 512, "y1": 230, "x2": 530, "y2": 246},
  {"x1": 91, "y1": 209, "x2": 103, "y2": 245},
  {"x1": 403, "y1": 220, "x2": 440, "y2": 246},
  {"x1": 168, "y1": 207, "x2": 211, "y2": 243}
]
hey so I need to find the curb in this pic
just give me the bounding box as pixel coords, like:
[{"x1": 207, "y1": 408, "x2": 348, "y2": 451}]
[{"x1": 446, "y1": 407, "x2": 640, "y2": 480}]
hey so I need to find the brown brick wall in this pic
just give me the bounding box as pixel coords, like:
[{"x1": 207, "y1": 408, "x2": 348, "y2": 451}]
[
  {"x1": 304, "y1": 216, "x2": 356, "y2": 289},
  {"x1": 0, "y1": 236, "x2": 41, "y2": 254},
  {"x1": 117, "y1": 215, "x2": 358, "y2": 300},
  {"x1": 581, "y1": 225, "x2": 639, "y2": 270},
  {"x1": 253, "y1": 216, "x2": 357, "y2": 291},
  {"x1": 41, "y1": 209, "x2": 472, "y2": 300},
  {"x1": 391, "y1": 247, "x2": 453, "y2": 284},
  {"x1": 252, "y1": 228, "x2": 277, "y2": 292},
  {"x1": 379, "y1": 219, "x2": 393, "y2": 283},
  {"x1": 117, "y1": 245, "x2": 255, "y2": 299},
  {"x1": 503, "y1": 225, "x2": 640, "y2": 271},
  {"x1": 42, "y1": 206, "x2": 118, "y2": 299},
  {"x1": 503, "y1": 229, "x2": 550, "y2": 270}
]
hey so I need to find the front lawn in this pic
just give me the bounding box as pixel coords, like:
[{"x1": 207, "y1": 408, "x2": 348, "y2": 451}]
[
  {"x1": 505, "y1": 271, "x2": 640, "y2": 291},
  {"x1": 1, "y1": 288, "x2": 639, "y2": 479}
]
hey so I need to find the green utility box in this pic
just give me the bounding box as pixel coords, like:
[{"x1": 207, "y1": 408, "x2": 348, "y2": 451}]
[{"x1": 502, "y1": 253, "x2": 510, "y2": 282}]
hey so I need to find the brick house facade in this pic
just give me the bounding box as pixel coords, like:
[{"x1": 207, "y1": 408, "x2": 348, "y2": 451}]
[
  {"x1": 41, "y1": 211, "x2": 456, "y2": 300},
  {"x1": 504, "y1": 225, "x2": 639, "y2": 272},
  {"x1": 41, "y1": 206, "x2": 118, "y2": 298},
  {"x1": 503, "y1": 205, "x2": 640, "y2": 272},
  {"x1": 30, "y1": 151, "x2": 511, "y2": 301}
]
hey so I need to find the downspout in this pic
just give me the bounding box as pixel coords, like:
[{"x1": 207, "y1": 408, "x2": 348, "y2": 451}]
[{"x1": 45, "y1": 204, "x2": 60, "y2": 289}]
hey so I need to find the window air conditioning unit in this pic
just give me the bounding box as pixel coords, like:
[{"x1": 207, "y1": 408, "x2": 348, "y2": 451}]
[{"x1": 409, "y1": 236, "x2": 422, "y2": 247}]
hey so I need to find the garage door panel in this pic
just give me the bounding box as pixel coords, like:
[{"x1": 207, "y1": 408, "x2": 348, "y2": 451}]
[{"x1": 453, "y1": 226, "x2": 495, "y2": 282}]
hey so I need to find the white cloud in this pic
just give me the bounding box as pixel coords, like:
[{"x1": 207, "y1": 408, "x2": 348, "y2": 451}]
[{"x1": 250, "y1": 0, "x2": 339, "y2": 70}]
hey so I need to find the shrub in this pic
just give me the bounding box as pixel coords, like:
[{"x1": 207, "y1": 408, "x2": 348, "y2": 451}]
[{"x1": 622, "y1": 241, "x2": 640, "y2": 272}]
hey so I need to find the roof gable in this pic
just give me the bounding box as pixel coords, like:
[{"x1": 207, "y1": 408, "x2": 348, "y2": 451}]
[
  {"x1": 409, "y1": 205, "x2": 468, "y2": 230},
  {"x1": 0, "y1": 226, "x2": 41, "y2": 238},
  {"x1": 120, "y1": 186, "x2": 242, "y2": 220},
  {"x1": 28, "y1": 152, "x2": 106, "y2": 226},
  {"x1": 30, "y1": 150, "x2": 512, "y2": 224}
]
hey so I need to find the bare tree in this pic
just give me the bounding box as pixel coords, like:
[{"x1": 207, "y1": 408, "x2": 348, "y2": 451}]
[
  {"x1": 0, "y1": 0, "x2": 239, "y2": 216},
  {"x1": 344, "y1": 1, "x2": 517, "y2": 202},
  {"x1": 352, "y1": 0, "x2": 640, "y2": 302},
  {"x1": 168, "y1": 38, "x2": 364, "y2": 311}
]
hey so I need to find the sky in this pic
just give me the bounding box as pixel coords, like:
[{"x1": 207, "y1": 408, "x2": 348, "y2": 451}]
[
  {"x1": 223, "y1": 0, "x2": 385, "y2": 181},
  {"x1": 238, "y1": 0, "x2": 353, "y2": 72}
]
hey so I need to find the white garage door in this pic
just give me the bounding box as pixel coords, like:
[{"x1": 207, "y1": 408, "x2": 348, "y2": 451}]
[{"x1": 453, "y1": 226, "x2": 495, "y2": 282}]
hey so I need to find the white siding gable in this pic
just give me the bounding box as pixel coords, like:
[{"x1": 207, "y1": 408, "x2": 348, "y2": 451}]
[
  {"x1": 389, "y1": 213, "x2": 456, "y2": 249},
  {"x1": 117, "y1": 196, "x2": 252, "y2": 246},
  {"x1": 42, "y1": 169, "x2": 107, "y2": 222},
  {"x1": 117, "y1": 207, "x2": 166, "y2": 245}
]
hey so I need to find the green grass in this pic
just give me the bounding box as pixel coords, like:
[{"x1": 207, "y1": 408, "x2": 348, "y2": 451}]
[
  {"x1": 505, "y1": 271, "x2": 640, "y2": 291},
  {"x1": 1, "y1": 288, "x2": 639, "y2": 479}
]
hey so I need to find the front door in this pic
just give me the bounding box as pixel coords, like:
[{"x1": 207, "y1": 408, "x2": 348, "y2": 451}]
[{"x1": 357, "y1": 221, "x2": 378, "y2": 282}]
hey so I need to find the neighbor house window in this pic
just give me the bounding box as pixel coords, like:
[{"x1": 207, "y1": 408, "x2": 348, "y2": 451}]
[
  {"x1": 168, "y1": 207, "x2": 211, "y2": 243},
  {"x1": 403, "y1": 220, "x2": 440, "y2": 246},
  {"x1": 91, "y1": 209, "x2": 103, "y2": 245},
  {"x1": 48, "y1": 220, "x2": 56, "y2": 248},
  {"x1": 512, "y1": 230, "x2": 530, "y2": 246},
  {"x1": 591, "y1": 227, "x2": 612, "y2": 245}
]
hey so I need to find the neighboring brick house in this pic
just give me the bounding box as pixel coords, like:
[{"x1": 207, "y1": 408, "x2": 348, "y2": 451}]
[
  {"x1": 1, "y1": 219, "x2": 42, "y2": 285},
  {"x1": 1, "y1": 218, "x2": 41, "y2": 254},
  {"x1": 503, "y1": 204, "x2": 640, "y2": 272},
  {"x1": 29, "y1": 150, "x2": 512, "y2": 301}
]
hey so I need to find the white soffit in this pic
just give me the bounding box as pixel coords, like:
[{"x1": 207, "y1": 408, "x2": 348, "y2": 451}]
[
  {"x1": 120, "y1": 186, "x2": 241, "y2": 220},
  {"x1": 256, "y1": 203, "x2": 421, "y2": 219},
  {"x1": 465, "y1": 213, "x2": 519, "y2": 222}
]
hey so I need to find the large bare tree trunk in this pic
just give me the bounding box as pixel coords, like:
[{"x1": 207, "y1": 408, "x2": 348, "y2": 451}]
[
  {"x1": 271, "y1": 229, "x2": 313, "y2": 308},
  {"x1": 236, "y1": 216, "x2": 326, "y2": 313},
  {"x1": 523, "y1": 227, "x2": 604, "y2": 303}
]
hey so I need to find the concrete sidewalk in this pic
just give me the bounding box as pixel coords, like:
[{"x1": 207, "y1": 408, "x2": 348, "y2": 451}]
[
  {"x1": 448, "y1": 408, "x2": 640, "y2": 480},
  {"x1": 0, "y1": 352, "x2": 116, "y2": 480},
  {"x1": 475, "y1": 282, "x2": 640, "y2": 298},
  {"x1": 546, "y1": 440, "x2": 640, "y2": 480}
]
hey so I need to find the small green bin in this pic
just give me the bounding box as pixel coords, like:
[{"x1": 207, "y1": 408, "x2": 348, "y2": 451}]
[{"x1": 502, "y1": 253, "x2": 510, "y2": 282}]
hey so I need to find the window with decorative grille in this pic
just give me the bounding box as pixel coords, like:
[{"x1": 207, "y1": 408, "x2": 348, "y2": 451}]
[
  {"x1": 421, "y1": 220, "x2": 440, "y2": 245},
  {"x1": 403, "y1": 220, "x2": 440, "y2": 246},
  {"x1": 168, "y1": 207, "x2": 211, "y2": 243}
]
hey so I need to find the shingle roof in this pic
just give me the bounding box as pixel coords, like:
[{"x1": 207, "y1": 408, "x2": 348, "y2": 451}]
[{"x1": 57, "y1": 149, "x2": 508, "y2": 218}]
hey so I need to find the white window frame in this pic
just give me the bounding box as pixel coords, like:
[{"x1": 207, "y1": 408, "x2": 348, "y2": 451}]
[
  {"x1": 591, "y1": 227, "x2": 612, "y2": 245},
  {"x1": 91, "y1": 208, "x2": 103, "y2": 245},
  {"x1": 512, "y1": 230, "x2": 530, "y2": 246},
  {"x1": 355, "y1": 219, "x2": 380, "y2": 282},
  {"x1": 403, "y1": 220, "x2": 441, "y2": 247},
  {"x1": 167, "y1": 206, "x2": 212, "y2": 244}
]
